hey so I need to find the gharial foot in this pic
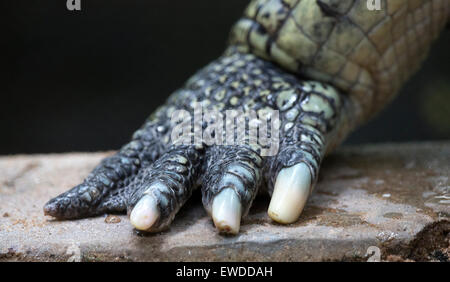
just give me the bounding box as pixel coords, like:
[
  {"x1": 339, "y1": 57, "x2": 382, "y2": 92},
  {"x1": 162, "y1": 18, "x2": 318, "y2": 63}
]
[{"x1": 44, "y1": 48, "x2": 355, "y2": 235}]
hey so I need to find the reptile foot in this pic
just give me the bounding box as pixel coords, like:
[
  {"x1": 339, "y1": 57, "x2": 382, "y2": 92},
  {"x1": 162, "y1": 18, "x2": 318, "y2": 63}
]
[
  {"x1": 44, "y1": 0, "x2": 449, "y2": 236},
  {"x1": 44, "y1": 49, "x2": 353, "y2": 235}
]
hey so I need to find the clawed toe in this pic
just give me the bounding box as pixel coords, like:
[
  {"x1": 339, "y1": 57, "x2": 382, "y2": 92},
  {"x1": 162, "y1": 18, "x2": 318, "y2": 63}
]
[
  {"x1": 268, "y1": 163, "x2": 312, "y2": 224},
  {"x1": 211, "y1": 188, "x2": 242, "y2": 235},
  {"x1": 129, "y1": 194, "x2": 160, "y2": 231}
]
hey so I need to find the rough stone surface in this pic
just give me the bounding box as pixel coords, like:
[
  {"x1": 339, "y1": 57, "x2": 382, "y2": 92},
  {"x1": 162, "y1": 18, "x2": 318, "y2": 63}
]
[{"x1": 0, "y1": 142, "x2": 449, "y2": 262}]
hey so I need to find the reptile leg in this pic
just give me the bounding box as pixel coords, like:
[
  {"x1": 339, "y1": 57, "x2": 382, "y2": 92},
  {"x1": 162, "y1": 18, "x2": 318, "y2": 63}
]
[{"x1": 43, "y1": 0, "x2": 449, "y2": 235}]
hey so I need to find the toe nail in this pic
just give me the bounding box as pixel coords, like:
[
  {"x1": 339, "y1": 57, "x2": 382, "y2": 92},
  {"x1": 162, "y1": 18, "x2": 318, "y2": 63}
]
[
  {"x1": 268, "y1": 163, "x2": 311, "y2": 224},
  {"x1": 212, "y1": 188, "x2": 242, "y2": 235},
  {"x1": 43, "y1": 202, "x2": 56, "y2": 216},
  {"x1": 130, "y1": 194, "x2": 160, "y2": 231}
]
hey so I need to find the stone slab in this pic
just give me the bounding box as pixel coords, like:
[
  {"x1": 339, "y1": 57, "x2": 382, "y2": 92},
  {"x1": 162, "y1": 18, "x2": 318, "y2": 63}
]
[{"x1": 0, "y1": 142, "x2": 449, "y2": 261}]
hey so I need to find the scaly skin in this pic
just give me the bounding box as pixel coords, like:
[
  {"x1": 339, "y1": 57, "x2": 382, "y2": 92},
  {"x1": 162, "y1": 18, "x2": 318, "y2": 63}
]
[
  {"x1": 231, "y1": 0, "x2": 449, "y2": 124},
  {"x1": 44, "y1": 0, "x2": 448, "y2": 234}
]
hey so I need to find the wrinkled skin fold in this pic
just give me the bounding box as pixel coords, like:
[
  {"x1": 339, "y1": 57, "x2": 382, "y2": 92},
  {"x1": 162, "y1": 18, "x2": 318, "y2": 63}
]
[{"x1": 44, "y1": 0, "x2": 449, "y2": 235}]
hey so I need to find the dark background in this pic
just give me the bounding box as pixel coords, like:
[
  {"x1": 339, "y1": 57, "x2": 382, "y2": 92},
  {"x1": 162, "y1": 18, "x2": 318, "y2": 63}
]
[{"x1": 3, "y1": 0, "x2": 450, "y2": 155}]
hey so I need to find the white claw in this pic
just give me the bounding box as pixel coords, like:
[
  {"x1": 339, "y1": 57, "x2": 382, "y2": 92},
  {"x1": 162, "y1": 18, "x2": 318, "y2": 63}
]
[
  {"x1": 268, "y1": 163, "x2": 312, "y2": 224},
  {"x1": 212, "y1": 188, "x2": 242, "y2": 235},
  {"x1": 130, "y1": 194, "x2": 160, "y2": 231}
]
